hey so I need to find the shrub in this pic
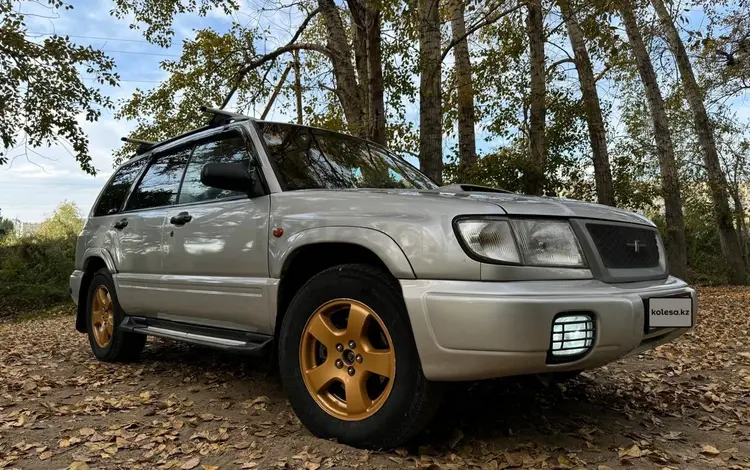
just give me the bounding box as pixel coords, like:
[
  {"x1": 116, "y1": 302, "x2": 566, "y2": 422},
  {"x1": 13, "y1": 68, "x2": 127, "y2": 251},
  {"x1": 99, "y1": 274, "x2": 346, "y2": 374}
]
[{"x1": 0, "y1": 202, "x2": 82, "y2": 315}]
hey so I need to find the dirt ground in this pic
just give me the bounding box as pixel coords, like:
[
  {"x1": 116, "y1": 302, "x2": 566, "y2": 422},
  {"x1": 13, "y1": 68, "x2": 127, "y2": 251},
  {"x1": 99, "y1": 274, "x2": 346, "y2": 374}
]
[{"x1": 1, "y1": 287, "x2": 749, "y2": 470}]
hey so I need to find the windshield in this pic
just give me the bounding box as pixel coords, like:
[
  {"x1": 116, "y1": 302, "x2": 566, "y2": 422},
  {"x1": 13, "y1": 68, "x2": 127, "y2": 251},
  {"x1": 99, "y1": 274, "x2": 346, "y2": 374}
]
[{"x1": 257, "y1": 122, "x2": 437, "y2": 191}]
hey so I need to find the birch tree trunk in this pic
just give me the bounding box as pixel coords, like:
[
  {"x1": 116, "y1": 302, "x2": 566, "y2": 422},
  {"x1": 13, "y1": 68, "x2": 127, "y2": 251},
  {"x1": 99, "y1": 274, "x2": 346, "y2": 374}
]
[
  {"x1": 449, "y1": 0, "x2": 478, "y2": 179},
  {"x1": 650, "y1": 0, "x2": 747, "y2": 284},
  {"x1": 418, "y1": 0, "x2": 443, "y2": 183},
  {"x1": 618, "y1": 0, "x2": 688, "y2": 280},
  {"x1": 558, "y1": 0, "x2": 615, "y2": 206},
  {"x1": 526, "y1": 0, "x2": 546, "y2": 195}
]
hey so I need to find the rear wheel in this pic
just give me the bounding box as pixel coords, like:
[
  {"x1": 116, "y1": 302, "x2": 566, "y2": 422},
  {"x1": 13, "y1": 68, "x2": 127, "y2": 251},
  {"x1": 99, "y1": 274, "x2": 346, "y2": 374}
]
[
  {"x1": 86, "y1": 269, "x2": 146, "y2": 362},
  {"x1": 279, "y1": 264, "x2": 439, "y2": 449}
]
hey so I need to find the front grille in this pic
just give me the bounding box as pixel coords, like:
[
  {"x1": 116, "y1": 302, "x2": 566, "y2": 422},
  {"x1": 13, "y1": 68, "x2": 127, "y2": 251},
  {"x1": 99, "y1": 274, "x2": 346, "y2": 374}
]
[{"x1": 587, "y1": 223, "x2": 660, "y2": 269}]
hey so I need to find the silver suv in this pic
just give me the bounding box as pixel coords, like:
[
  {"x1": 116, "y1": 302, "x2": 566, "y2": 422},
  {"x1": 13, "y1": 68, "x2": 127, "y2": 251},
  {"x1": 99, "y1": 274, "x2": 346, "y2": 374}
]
[{"x1": 71, "y1": 107, "x2": 696, "y2": 448}]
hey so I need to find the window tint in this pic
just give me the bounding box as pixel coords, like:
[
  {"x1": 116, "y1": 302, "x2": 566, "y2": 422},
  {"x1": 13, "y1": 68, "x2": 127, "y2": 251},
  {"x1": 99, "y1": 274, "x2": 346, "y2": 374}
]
[
  {"x1": 126, "y1": 147, "x2": 191, "y2": 211},
  {"x1": 93, "y1": 158, "x2": 148, "y2": 217},
  {"x1": 259, "y1": 123, "x2": 437, "y2": 190},
  {"x1": 178, "y1": 134, "x2": 253, "y2": 204},
  {"x1": 261, "y1": 124, "x2": 317, "y2": 190}
]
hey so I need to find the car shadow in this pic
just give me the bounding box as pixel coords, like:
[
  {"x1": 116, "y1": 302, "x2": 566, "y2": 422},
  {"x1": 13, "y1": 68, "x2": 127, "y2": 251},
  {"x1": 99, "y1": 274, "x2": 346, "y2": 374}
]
[{"x1": 415, "y1": 374, "x2": 652, "y2": 457}]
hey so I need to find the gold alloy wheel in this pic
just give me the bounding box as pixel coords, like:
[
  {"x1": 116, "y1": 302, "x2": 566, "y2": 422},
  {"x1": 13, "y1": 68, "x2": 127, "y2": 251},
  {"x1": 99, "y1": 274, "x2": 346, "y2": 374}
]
[
  {"x1": 91, "y1": 286, "x2": 115, "y2": 348},
  {"x1": 299, "y1": 299, "x2": 396, "y2": 421}
]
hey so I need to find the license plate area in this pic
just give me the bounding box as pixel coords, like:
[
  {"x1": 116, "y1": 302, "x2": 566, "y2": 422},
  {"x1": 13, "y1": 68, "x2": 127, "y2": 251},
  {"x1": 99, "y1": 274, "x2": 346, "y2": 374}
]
[{"x1": 643, "y1": 294, "x2": 693, "y2": 330}]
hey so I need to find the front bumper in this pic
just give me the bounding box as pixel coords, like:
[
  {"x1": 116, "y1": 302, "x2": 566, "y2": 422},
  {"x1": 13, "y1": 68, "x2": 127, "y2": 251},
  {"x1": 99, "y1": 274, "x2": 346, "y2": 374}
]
[{"x1": 401, "y1": 276, "x2": 696, "y2": 381}]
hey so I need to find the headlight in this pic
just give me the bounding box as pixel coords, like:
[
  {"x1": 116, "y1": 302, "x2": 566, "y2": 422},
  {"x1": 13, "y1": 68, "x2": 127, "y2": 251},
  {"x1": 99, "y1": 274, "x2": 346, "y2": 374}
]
[{"x1": 454, "y1": 217, "x2": 586, "y2": 267}]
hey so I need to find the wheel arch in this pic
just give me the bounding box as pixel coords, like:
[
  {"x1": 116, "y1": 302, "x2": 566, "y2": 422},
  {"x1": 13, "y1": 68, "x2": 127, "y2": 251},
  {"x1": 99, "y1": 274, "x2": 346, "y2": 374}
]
[
  {"x1": 75, "y1": 253, "x2": 114, "y2": 333},
  {"x1": 273, "y1": 231, "x2": 413, "y2": 337}
]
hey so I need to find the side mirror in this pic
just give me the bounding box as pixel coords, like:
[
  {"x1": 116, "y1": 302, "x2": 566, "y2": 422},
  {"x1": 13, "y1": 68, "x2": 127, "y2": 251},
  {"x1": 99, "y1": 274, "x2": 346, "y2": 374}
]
[{"x1": 200, "y1": 162, "x2": 257, "y2": 194}]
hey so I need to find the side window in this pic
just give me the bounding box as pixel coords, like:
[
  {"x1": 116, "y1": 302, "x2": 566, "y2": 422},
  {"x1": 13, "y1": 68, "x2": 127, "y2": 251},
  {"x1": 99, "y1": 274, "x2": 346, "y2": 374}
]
[
  {"x1": 126, "y1": 147, "x2": 191, "y2": 211},
  {"x1": 93, "y1": 158, "x2": 148, "y2": 217},
  {"x1": 177, "y1": 133, "x2": 255, "y2": 204}
]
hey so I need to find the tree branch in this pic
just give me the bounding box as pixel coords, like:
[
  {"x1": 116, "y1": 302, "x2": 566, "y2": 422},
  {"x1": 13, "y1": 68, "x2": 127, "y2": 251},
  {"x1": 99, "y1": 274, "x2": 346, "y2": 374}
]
[
  {"x1": 440, "y1": 1, "x2": 525, "y2": 63},
  {"x1": 546, "y1": 57, "x2": 575, "y2": 74},
  {"x1": 220, "y1": 7, "x2": 325, "y2": 109},
  {"x1": 594, "y1": 63, "x2": 614, "y2": 82}
]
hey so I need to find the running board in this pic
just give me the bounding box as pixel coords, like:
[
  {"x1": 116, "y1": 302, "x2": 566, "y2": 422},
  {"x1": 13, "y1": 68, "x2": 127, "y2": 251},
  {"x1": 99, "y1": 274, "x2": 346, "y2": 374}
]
[{"x1": 120, "y1": 316, "x2": 272, "y2": 356}]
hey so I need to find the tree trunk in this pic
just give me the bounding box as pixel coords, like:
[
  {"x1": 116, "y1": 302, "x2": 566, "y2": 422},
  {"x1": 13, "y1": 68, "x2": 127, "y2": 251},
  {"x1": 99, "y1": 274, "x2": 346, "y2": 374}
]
[
  {"x1": 730, "y1": 187, "x2": 747, "y2": 264},
  {"x1": 418, "y1": 0, "x2": 443, "y2": 184},
  {"x1": 650, "y1": 0, "x2": 747, "y2": 284},
  {"x1": 351, "y1": 4, "x2": 370, "y2": 124},
  {"x1": 558, "y1": 0, "x2": 615, "y2": 206},
  {"x1": 449, "y1": 0, "x2": 477, "y2": 179},
  {"x1": 319, "y1": 0, "x2": 366, "y2": 136},
  {"x1": 525, "y1": 0, "x2": 546, "y2": 196},
  {"x1": 365, "y1": 8, "x2": 386, "y2": 145},
  {"x1": 618, "y1": 1, "x2": 688, "y2": 281},
  {"x1": 347, "y1": 0, "x2": 386, "y2": 144}
]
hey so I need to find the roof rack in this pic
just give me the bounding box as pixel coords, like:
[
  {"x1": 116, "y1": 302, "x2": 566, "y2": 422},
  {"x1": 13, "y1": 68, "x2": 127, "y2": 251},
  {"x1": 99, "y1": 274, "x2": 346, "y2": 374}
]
[
  {"x1": 200, "y1": 106, "x2": 250, "y2": 127},
  {"x1": 121, "y1": 137, "x2": 157, "y2": 155},
  {"x1": 122, "y1": 105, "x2": 252, "y2": 156}
]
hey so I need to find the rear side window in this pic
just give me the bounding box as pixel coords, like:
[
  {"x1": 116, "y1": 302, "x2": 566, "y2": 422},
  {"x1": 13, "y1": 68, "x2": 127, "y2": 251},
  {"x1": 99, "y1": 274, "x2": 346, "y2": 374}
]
[
  {"x1": 126, "y1": 147, "x2": 191, "y2": 211},
  {"x1": 93, "y1": 158, "x2": 148, "y2": 217},
  {"x1": 178, "y1": 134, "x2": 254, "y2": 204}
]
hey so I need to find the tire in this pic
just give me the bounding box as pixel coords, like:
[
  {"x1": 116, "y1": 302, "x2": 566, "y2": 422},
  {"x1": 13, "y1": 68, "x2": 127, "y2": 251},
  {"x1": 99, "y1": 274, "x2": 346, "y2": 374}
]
[
  {"x1": 278, "y1": 264, "x2": 440, "y2": 449},
  {"x1": 86, "y1": 268, "x2": 146, "y2": 362}
]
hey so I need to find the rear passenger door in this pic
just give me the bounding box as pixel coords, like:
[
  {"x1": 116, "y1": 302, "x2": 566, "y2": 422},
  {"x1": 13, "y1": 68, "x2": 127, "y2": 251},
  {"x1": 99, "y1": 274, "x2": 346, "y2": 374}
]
[
  {"x1": 160, "y1": 130, "x2": 272, "y2": 333},
  {"x1": 114, "y1": 146, "x2": 191, "y2": 316}
]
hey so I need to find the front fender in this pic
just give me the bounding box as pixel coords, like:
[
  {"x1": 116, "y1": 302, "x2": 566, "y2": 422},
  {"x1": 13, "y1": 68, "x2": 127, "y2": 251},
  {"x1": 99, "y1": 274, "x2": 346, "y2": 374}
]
[
  {"x1": 270, "y1": 226, "x2": 416, "y2": 279},
  {"x1": 82, "y1": 248, "x2": 118, "y2": 273}
]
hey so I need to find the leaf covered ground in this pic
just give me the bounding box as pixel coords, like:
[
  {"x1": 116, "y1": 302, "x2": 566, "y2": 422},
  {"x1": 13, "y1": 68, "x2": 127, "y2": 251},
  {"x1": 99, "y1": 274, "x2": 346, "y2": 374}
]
[{"x1": 1, "y1": 287, "x2": 749, "y2": 470}]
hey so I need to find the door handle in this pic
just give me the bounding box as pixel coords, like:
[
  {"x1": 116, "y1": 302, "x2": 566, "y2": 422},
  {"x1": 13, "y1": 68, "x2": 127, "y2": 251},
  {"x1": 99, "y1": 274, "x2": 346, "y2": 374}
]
[
  {"x1": 113, "y1": 218, "x2": 128, "y2": 230},
  {"x1": 170, "y1": 212, "x2": 193, "y2": 226}
]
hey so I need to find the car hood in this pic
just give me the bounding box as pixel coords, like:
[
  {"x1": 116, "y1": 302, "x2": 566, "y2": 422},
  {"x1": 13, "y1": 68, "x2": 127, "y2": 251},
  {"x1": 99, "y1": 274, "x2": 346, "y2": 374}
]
[{"x1": 357, "y1": 186, "x2": 655, "y2": 226}]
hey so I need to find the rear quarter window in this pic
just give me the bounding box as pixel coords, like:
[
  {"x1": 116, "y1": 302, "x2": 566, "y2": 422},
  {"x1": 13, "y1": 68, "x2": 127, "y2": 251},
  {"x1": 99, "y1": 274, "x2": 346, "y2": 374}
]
[{"x1": 93, "y1": 158, "x2": 148, "y2": 217}]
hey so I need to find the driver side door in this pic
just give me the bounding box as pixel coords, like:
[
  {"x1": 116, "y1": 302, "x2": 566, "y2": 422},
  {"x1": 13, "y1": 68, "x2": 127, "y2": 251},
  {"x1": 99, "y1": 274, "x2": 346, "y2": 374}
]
[{"x1": 160, "y1": 129, "x2": 272, "y2": 334}]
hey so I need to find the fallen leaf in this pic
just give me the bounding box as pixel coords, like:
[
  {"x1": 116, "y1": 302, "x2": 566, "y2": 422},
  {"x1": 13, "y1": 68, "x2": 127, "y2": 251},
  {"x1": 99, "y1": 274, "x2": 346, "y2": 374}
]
[
  {"x1": 700, "y1": 445, "x2": 720, "y2": 456},
  {"x1": 619, "y1": 444, "x2": 642, "y2": 459},
  {"x1": 181, "y1": 456, "x2": 201, "y2": 469}
]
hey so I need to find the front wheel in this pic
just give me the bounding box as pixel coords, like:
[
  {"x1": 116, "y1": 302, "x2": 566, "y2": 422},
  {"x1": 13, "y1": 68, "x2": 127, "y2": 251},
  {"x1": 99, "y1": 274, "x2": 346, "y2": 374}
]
[
  {"x1": 86, "y1": 269, "x2": 146, "y2": 362},
  {"x1": 278, "y1": 264, "x2": 440, "y2": 449}
]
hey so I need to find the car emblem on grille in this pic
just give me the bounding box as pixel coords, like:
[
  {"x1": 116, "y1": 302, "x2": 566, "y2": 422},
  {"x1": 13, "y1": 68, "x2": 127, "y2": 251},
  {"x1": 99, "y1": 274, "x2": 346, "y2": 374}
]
[{"x1": 626, "y1": 239, "x2": 644, "y2": 253}]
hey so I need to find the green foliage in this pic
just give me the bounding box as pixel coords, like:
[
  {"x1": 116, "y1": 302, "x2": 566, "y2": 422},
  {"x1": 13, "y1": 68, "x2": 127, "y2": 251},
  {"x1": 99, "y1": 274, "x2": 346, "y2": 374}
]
[
  {"x1": 0, "y1": 210, "x2": 13, "y2": 240},
  {"x1": 0, "y1": 202, "x2": 82, "y2": 314},
  {"x1": 111, "y1": 0, "x2": 238, "y2": 47},
  {"x1": 114, "y1": 25, "x2": 266, "y2": 164},
  {"x1": 0, "y1": 0, "x2": 118, "y2": 174}
]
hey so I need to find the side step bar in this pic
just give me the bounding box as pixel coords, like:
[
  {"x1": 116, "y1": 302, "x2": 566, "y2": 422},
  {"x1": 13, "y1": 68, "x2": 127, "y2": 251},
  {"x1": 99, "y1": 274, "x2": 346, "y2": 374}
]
[{"x1": 120, "y1": 316, "x2": 272, "y2": 356}]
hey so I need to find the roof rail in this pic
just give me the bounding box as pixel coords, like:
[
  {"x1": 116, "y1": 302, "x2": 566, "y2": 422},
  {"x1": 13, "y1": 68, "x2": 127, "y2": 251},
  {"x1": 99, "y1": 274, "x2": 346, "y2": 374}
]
[
  {"x1": 121, "y1": 106, "x2": 252, "y2": 156},
  {"x1": 200, "y1": 106, "x2": 250, "y2": 127}
]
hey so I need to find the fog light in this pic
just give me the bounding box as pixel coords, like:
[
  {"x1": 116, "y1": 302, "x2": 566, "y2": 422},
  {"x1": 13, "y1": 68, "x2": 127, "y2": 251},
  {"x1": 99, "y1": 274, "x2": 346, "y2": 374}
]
[{"x1": 550, "y1": 314, "x2": 594, "y2": 357}]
